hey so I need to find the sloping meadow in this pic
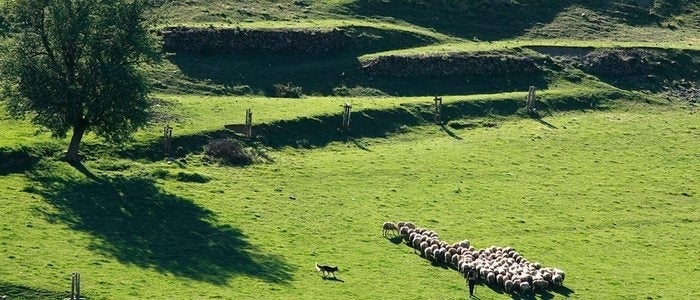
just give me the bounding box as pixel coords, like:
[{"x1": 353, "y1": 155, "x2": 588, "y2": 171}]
[{"x1": 0, "y1": 97, "x2": 698, "y2": 299}]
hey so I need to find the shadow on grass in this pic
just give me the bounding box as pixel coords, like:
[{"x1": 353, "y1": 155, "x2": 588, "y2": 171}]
[
  {"x1": 0, "y1": 147, "x2": 40, "y2": 175},
  {"x1": 346, "y1": 0, "x2": 572, "y2": 41},
  {"x1": 168, "y1": 51, "x2": 549, "y2": 97},
  {"x1": 345, "y1": 1, "x2": 669, "y2": 41},
  {"x1": 528, "y1": 111, "x2": 558, "y2": 129},
  {"x1": 0, "y1": 281, "x2": 63, "y2": 299},
  {"x1": 480, "y1": 281, "x2": 575, "y2": 300},
  {"x1": 117, "y1": 104, "x2": 431, "y2": 160},
  {"x1": 387, "y1": 236, "x2": 404, "y2": 245},
  {"x1": 0, "y1": 143, "x2": 62, "y2": 175},
  {"x1": 321, "y1": 276, "x2": 345, "y2": 283},
  {"x1": 439, "y1": 124, "x2": 464, "y2": 140},
  {"x1": 351, "y1": 138, "x2": 372, "y2": 151},
  {"x1": 116, "y1": 89, "x2": 619, "y2": 162},
  {"x1": 28, "y1": 169, "x2": 295, "y2": 285}
]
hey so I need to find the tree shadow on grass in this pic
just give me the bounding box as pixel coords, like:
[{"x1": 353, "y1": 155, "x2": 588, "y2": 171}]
[
  {"x1": 481, "y1": 282, "x2": 575, "y2": 300},
  {"x1": 0, "y1": 147, "x2": 39, "y2": 175},
  {"x1": 0, "y1": 143, "x2": 62, "y2": 175},
  {"x1": 28, "y1": 170, "x2": 295, "y2": 285},
  {"x1": 0, "y1": 281, "x2": 63, "y2": 299}
]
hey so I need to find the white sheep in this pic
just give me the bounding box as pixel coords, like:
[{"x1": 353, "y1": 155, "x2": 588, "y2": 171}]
[
  {"x1": 554, "y1": 268, "x2": 566, "y2": 282},
  {"x1": 533, "y1": 278, "x2": 549, "y2": 290},
  {"x1": 519, "y1": 281, "x2": 531, "y2": 295},
  {"x1": 504, "y1": 279, "x2": 514, "y2": 293},
  {"x1": 399, "y1": 226, "x2": 411, "y2": 240},
  {"x1": 444, "y1": 251, "x2": 452, "y2": 264},
  {"x1": 424, "y1": 247, "x2": 435, "y2": 260},
  {"x1": 552, "y1": 274, "x2": 563, "y2": 286},
  {"x1": 486, "y1": 272, "x2": 497, "y2": 284},
  {"x1": 419, "y1": 241, "x2": 429, "y2": 252}
]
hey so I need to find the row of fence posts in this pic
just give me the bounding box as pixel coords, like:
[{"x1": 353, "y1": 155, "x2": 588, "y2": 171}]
[{"x1": 160, "y1": 87, "x2": 538, "y2": 155}]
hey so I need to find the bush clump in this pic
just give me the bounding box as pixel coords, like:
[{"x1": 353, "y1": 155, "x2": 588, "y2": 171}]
[
  {"x1": 333, "y1": 85, "x2": 388, "y2": 97},
  {"x1": 273, "y1": 83, "x2": 303, "y2": 98},
  {"x1": 205, "y1": 138, "x2": 254, "y2": 166},
  {"x1": 175, "y1": 171, "x2": 210, "y2": 183}
]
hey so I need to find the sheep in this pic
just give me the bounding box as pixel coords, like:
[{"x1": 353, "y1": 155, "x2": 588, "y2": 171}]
[
  {"x1": 554, "y1": 268, "x2": 566, "y2": 282},
  {"x1": 452, "y1": 254, "x2": 461, "y2": 265},
  {"x1": 487, "y1": 272, "x2": 496, "y2": 285},
  {"x1": 397, "y1": 221, "x2": 406, "y2": 229},
  {"x1": 496, "y1": 273, "x2": 505, "y2": 286},
  {"x1": 408, "y1": 232, "x2": 418, "y2": 243},
  {"x1": 382, "y1": 222, "x2": 398, "y2": 237},
  {"x1": 519, "y1": 281, "x2": 531, "y2": 296},
  {"x1": 411, "y1": 235, "x2": 422, "y2": 248},
  {"x1": 444, "y1": 251, "x2": 452, "y2": 264},
  {"x1": 424, "y1": 247, "x2": 435, "y2": 260},
  {"x1": 393, "y1": 224, "x2": 568, "y2": 294},
  {"x1": 533, "y1": 278, "x2": 549, "y2": 290},
  {"x1": 542, "y1": 270, "x2": 553, "y2": 282},
  {"x1": 552, "y1": 274, "x2": 563, "y2": 286},
  {"x1": 504, "y1": 279, "x2": 514, "y2": 293},
  {"x1": 399, "y1": 226, "x2": 411, "y2": 240},
  {"x1": 419, "y1": 241, "x2": 429, "y2": 252}
]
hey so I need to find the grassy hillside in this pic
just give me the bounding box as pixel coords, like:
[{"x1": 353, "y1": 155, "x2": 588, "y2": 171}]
[
  {"x1": 1, "y1": 0, "x2": 699, "y2": 299},
  {"x1": 148, "y1": 0, "x2": 699, "y2": 96},
  {"x1": 1, "y1": 96, "x2": 699, "y2": 299}
]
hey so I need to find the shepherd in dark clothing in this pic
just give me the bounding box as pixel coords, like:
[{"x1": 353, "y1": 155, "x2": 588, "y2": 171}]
[{"x1": 466, "y1": 268, "x2": 478, "y2": 297}]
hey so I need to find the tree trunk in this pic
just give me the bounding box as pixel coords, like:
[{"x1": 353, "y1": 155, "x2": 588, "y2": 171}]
[{"x1": 65, "y1": 119, "x2": 88, "y2": 164}]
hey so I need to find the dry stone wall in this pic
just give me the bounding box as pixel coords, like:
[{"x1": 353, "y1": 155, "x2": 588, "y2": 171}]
[
  {"x1": 161, "y1": 27, "x2": 349, "y2": 53},
  {"x1": 580, "y1": 49, "x2": 661, "y2": 75},
  {"x1": 361, "y1": 53, "x2": 540, "y2": 77}
]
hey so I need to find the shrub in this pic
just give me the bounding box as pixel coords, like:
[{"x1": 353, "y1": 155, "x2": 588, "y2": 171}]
[
  {"x1": 333, "y1": 85, "x2": 388, "y2": 97},
  {"x1": 175, "y1": 171, "x2": 210, "y2": 183},
  {"x1": 151, "y1": 169, "x2": 170, "y2": 179},
  {"x1": 273, "y1": 83, "x2": 303, "y2": 98},
  {"x1": 205, "y1": 138, "x2": 254, "y2": 166}
]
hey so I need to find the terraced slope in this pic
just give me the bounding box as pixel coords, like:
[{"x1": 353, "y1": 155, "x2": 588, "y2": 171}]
[{"x1": 150, "y1": 0, "x2": 700, "y2": 97}]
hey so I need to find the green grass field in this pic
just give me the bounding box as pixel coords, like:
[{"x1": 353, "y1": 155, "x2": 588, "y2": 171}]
[{"x1": 1, "y1": 92, "x2": 698, "y2": 299}]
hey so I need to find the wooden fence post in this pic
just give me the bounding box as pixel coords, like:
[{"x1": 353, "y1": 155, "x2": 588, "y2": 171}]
[
  {"x1": 342, "y1": 102, "x2": 352, "y2": 130},
  {"x1": 163, "y1": 125, "x2": 173, "y2": 156},
  {"x1": 434, "y1": 96, "x2": 443, "y2": 124},
  {"x1": 245, "y1": 108, "x2": 253, "y2": 139},
  {"x1": 66, "y1": 272, "x2": 82, "y2": 300},
  {"x1": 526, "y1": 86, "x2": 536, "y2": 113}
]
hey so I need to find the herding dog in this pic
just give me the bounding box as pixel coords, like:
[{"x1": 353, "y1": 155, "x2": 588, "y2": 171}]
[{"x1": 315, "y1": 262, "x2": 339, "y2": 278}]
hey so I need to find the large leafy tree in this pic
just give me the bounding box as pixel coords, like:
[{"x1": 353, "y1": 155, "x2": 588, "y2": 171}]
[{"x1": 0, "y1": 0, "x2": 159, "y2": 163}]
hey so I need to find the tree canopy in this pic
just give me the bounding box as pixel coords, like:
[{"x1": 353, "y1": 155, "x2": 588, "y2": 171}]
[{"x1": 0, "y1": 0, "x2": 159, "y2": 163}]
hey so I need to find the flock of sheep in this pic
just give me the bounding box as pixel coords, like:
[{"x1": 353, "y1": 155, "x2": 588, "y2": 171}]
[{"x1": 383, "y1": 221, "x2": 566, "y2": 296}]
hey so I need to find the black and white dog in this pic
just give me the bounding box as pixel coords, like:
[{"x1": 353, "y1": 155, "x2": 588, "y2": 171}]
[{"x1": 315, "y1": 262, "x2": 339, "y2": 278}]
